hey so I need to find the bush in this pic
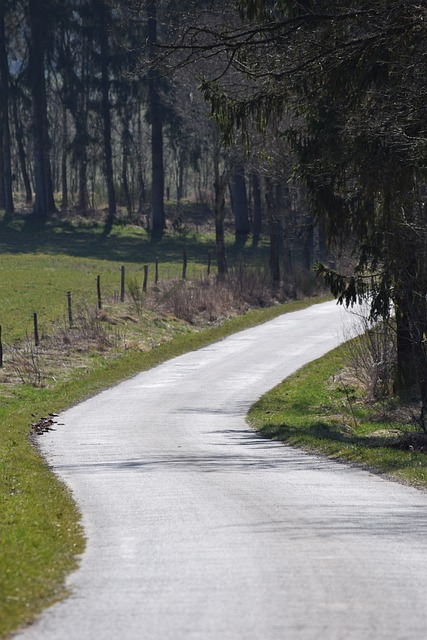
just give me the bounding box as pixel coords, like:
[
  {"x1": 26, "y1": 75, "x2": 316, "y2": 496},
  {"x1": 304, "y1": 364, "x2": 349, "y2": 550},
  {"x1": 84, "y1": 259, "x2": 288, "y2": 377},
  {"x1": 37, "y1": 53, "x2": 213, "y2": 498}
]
[{"x1": 343, "y1": 311, "x2": 396, "y2": 401}]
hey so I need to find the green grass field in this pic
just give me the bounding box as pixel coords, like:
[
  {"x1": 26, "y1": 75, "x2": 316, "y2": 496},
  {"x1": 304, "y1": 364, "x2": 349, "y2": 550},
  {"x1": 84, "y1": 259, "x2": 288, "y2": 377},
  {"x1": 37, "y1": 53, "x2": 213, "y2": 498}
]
[{"x1": 0, "y1": 213, "x2": 269, "y2": 340}]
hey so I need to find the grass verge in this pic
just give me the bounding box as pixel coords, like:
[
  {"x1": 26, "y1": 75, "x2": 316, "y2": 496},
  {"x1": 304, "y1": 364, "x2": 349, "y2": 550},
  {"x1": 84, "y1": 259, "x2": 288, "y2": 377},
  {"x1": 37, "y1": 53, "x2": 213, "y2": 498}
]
[
  {"x1": 1, "y1": 296, "x2": 325, "y2": 639},
  {"x1": 248, "y1": 341, "x2": 427, "y2": 489}
]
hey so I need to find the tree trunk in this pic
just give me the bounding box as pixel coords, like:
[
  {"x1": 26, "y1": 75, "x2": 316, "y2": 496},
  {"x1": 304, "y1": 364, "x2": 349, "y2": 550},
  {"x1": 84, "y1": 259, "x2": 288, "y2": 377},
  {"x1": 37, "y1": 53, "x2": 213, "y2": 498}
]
[
  {"x1": 77, "y1": 156, "x2": 89, "y2": 212},
  {"x1": 61, "y1": 105, "x2": 68, "y2": 211},
  {"x1": 76, "y1": 91, "x2": 90, "y2": 212},
  {"x1": 147, "y1": 0, "x2": 165, "y2": 235},
  {"x1": 229, "y1": 164, "x2": 250, "y2": 240},
  {"x1": 0, "y1": 7, "x2": 14, "y2": 217},
  {"x1": 136, "y1": 106, "x2": 146, "y2": 216},
  {"x1": 150, "y1": 91, "x2": 165, "y2": 233},
  {"x1": 395, "y1": 308, "x2": 417, "y2": 396},
  {"x1": 302, "y1": 214, "x2": 314, "y2": 270},
  {"x1": 213, "y1": 134, "x2": 228, "y2": 278},
  {"x1": 278, "y1": 183, "x2": 295, "y2": 297},
  {"x1": 0, "y1": 137, "x2": 4, "y2": 209},
  {"x1": 98, "y1": 0, "x2": 116, "y2": 234},
  {"x1": 251, "y1": 171, "x2": 262, "y2": 246},
  {"x1": 29, "y1": 0, "x2": 56, "y2": 217},
  {"x1": 121, "y1": 112, "x2": 132, "y2": 216},
  {"x1": 11, "y1": 92, "x2": 32, "y2": 204},
  {"x1": 264, "y1": 177, "x2": 281, "y2": 290},
  {"x1": 214, "y1": 184, "x2": 228, "y2": 278},
  {"x1": 177, "y1": 152, "x2": 184, "y2": 204}
]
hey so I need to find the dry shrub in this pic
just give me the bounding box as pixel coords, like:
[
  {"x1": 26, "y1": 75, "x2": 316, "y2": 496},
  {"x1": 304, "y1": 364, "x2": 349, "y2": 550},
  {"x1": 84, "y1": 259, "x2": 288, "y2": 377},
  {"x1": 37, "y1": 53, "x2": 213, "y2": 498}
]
[
  {"x1": 69, "y1": 300, "x2": 115, "y2": 350},
  {"x1": 149, "y1": 279, "x2": 234, "y2": 324},
  {"x1": 7, "y1": 336, "x2": 44, "y2": 386},
  {"x1": 293, "y1": 265, "x2": 327, "y2": 298},
  {"x1": 149, "y1": 263, "x2": 273, "y2": 324},
  {"x1": 127, "y1": 276, "x2": 146, "y2": 315},
  {"x1": 227, "y1": 261, "x2": 273, "y2": 307},
  {"x1": 4, "y1": 301, "x2": 122, "y2": 388},
  {"x1": 342, "y1": 311, "x2": 396, "y2": 401}
]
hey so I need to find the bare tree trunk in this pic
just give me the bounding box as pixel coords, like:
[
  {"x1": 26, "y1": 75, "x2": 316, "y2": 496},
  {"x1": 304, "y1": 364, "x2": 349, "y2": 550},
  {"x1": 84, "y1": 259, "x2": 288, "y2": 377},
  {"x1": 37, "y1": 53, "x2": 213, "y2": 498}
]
[
  {"x1": 0, "y1": 6, "x2": 13, "y2": 217},
  {"x1": 121, "y1": 111, "x2": 132, "y2": 216},
  {"x1": 11, "y1": 91, "x2": 32, "y2": 204},
  {"x1": 29, "y1": 0, "x2": 56, "y2": 217},
  {"x1": 214, "y1": 190, "x2": 228, "y2": 278},
  {"x1": 136, "y1": 106, "x2": 146, "y2": 216},
  {"x1": 98, "y1": 0, "x2": 116, "y2": 234},
  {"x1": 77, "y1": 156, "x2": 89, "y2": 212},
  {"x1": 277, "y1": 183, "x2": 295, "y2": 297},
  {"x1": 264, "y1": 177, "x2": 281, "y2": 291},
  {"x1": 229, "y1": 164, "x2": 250, "y2": 240},
  {"x1": 251, "y1": 171, "x2": 262, "y2": 246},
  {"x1": 61, "y1": 105, "x2": 68, "y2": 211},
  {"x1": 0, "y1": 137, "x2": 4, "y2": 209},
  {"x1": 147, "y1": 0, "x2": 165, "y2": 235},
  {"x1": 213, "y1": 135, "x2": 228, "y2": 278}
]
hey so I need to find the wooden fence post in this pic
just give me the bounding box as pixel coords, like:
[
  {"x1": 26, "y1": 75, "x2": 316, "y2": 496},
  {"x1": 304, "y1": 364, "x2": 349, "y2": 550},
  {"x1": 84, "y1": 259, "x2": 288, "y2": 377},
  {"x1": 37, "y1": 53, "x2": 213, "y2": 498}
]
[
  {"x1": 155, "y1": 257, "x2": 159, "y2": 284},
  {"x1": 207, "y1": 252, "x2": 211, "y2": 277},
  {"x1": 143, "y1": 264, "x2": 149, "y2": 293},
  {"x1": 182, "y1": 249, "x2": 187, "y2": 280},
  {"x1": 0, "y1": 325, "x2": 3, "y2": 368},
  {"x1": 120, "y1": 265, "x2": 125, "y2": 302},
  {"x1": 33, "y1": 312, "x2": 39, "y2": 346},
  {"x1": 67, "y1": 291, "x2": 73, "y2": 328},
  {"x1": 97, "y1": 275, "x2": 102, "y2": 309}
]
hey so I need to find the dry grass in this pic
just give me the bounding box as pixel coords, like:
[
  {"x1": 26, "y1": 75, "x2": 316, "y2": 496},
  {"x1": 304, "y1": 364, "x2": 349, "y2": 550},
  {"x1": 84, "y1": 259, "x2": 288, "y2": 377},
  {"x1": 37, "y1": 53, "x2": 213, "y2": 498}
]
[
  {"x1": 0, "y1": 266, "x2": 285, "y2": 392},
  {"x1": 341, "y1": 311, "x2": 397, "y2": 401},
  {"x1": 146, "y1": 265, "x2": 275, "y2": 325}
]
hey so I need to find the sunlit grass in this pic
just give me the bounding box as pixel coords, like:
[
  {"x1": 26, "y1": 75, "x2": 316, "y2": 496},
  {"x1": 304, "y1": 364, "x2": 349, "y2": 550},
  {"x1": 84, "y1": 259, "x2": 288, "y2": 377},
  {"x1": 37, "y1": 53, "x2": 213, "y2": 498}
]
[
  {"x1": 0, "y1": 213, "x2": 269, "y2": 341},
  {"x1": 248, "y1": 344, "x2": 427, "y2": 488}
]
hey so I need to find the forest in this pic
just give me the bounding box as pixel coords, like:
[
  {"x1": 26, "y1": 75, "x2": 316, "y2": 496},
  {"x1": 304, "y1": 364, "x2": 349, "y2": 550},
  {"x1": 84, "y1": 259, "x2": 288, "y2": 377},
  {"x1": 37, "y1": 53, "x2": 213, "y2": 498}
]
[
  {"x1": 0, "y1": 0, "x2": 319, "y2": 279},
  {"x1": 1, "y1": 1, "x2": 427, "y2": 417}
]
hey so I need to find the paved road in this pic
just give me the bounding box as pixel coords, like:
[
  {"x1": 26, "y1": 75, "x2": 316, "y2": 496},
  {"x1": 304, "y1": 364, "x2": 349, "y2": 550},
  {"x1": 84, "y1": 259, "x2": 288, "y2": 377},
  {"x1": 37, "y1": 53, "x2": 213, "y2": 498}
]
[{"x1": 15, "y1": 301, "x2": 427, "y2": 640}]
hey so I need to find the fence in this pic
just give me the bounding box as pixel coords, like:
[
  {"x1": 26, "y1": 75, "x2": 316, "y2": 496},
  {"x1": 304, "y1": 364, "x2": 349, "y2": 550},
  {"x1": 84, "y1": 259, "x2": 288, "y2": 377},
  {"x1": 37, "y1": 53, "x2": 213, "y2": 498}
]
[{"x1": 0, "y1": 251, "x2": 214, "y2": 367}]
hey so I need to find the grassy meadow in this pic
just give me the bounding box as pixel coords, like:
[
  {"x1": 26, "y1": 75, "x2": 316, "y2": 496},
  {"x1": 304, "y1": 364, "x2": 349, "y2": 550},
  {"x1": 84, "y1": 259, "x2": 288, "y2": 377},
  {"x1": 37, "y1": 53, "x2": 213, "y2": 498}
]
[{"x1": 0, "y1": 213, "x2": 261, "y2": 340}]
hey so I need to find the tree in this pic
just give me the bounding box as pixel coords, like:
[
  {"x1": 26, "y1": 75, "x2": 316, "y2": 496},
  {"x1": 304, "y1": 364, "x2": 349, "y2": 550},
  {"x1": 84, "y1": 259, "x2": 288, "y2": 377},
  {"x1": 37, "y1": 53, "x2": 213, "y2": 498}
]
[
  {"x1": 0, "y1": 1, "x2": 14, "y2": 217},
  {"x1": 229, "y1": 160, "x2": 250, "y2": 240},
  {"x1": 193, "y1": 0, "x2": 427, "y2": 413},
  {"x1": 10, "y1": 79, "x2": 33, "y2": 205},
  {"x1": 249, "y1": 170, "x2": 262, "y2": 245},
  {"x1": 146, "y1": 0, "x2": 166, "y2": 235},
  {"x1": 55, "y1": 2, "x2": 91, "y2": 212},
  {"x1": 27, "y1": 0, "x2": 56, "y2": 217},
  {"x1": 96, "y1": 0, "x2": 117, "y2": 234}
]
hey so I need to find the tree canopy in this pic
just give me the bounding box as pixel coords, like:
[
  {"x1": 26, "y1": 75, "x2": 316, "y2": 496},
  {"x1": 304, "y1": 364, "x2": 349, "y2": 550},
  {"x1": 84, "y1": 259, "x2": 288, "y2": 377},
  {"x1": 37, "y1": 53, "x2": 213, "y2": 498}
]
[{"x1": 190, "y1": 0, "x2": 427, "y2": 408}]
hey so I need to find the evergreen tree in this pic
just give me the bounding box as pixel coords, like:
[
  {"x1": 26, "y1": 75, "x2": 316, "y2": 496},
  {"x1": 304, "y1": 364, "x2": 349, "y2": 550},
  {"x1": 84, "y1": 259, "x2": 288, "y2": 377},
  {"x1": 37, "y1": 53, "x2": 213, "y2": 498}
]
[{"x1": 197, "y1": 0, "x2": 427, "y2": 409}]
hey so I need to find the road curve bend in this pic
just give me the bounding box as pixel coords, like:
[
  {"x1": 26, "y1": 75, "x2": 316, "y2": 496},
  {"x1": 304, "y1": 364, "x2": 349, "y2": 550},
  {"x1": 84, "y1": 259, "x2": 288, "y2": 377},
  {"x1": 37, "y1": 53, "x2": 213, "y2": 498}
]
[{"x1": 15, "y1": 301, "x2": 427, "y2": 640}]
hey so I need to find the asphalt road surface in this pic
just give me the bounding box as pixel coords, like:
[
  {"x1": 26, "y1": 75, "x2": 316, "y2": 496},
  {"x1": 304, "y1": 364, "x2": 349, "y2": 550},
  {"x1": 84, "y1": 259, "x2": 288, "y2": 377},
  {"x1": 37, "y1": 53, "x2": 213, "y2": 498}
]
[{"x1": 15, "y1": 301, "x2": 427, "y2": 640}]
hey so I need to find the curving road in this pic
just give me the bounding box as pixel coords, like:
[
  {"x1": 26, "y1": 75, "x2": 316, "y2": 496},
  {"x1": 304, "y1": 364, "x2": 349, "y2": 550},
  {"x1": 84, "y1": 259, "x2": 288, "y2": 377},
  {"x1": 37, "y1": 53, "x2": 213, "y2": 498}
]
[{"x1": 15, "y1": 301, "x2": 427, "y2": 640}]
